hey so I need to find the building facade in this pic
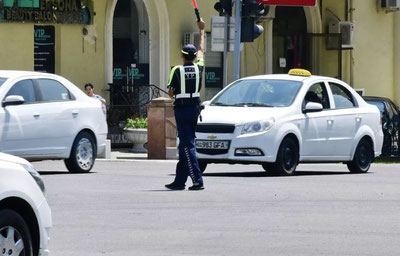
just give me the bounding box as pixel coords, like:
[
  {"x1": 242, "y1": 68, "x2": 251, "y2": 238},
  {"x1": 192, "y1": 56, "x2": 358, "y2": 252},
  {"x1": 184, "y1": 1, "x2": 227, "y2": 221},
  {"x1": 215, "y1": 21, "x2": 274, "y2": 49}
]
[{"x1": 0, "y1": 0, "x2": 399, "y2": 104}]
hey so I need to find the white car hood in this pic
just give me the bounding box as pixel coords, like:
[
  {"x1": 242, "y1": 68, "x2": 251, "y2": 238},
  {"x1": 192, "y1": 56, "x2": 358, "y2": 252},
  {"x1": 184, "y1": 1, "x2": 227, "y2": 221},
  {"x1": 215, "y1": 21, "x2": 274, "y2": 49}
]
[
  {"x1": 0, "y1": 153, "x2": 31, "y2": 166},
  {"x1": 199, "y1": 106, "x2": 285, "y2": 125}
]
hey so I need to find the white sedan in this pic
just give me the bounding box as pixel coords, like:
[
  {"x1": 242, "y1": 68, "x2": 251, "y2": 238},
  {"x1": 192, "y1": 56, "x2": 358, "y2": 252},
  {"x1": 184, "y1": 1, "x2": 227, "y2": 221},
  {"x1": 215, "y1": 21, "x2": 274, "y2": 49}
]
[
  {"x1": 0, "y1": 71, "x2": 107, "y2": 173},
  {"x1": 196, "y1": 69, "x2": 383, "y2": 175},
  {"x1": 0, "y1": 153, "x2": 52, "y2": 256}
]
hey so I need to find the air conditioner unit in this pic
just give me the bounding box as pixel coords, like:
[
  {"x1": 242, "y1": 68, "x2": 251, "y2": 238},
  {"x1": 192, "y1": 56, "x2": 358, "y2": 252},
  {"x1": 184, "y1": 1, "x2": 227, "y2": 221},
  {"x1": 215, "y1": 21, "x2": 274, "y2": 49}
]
[
  {"x1": 183, "y1": 32, "x2": 207, "y2": 53},
  {"x1": 381, "y1": 0, "x2": 400, "y2": 11},
  {"x1": 355, "y1": 88, "x2": 365, "y2": 96},
  {"x1": 328, "y1": 21, "x2": 355, "y2": 49}
]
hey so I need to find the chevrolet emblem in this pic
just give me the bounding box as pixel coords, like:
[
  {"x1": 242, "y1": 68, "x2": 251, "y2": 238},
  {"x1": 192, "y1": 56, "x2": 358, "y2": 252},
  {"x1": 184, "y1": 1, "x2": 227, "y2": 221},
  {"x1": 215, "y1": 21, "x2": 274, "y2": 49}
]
[{"x1": 207, "y1": 135, "x2": 217, "y2": 139}]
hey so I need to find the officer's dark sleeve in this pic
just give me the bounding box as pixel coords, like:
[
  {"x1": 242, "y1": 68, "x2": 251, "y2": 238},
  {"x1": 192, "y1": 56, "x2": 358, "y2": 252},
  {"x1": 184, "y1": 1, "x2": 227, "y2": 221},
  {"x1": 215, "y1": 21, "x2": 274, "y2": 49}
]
[{"x1": 167, "y1": 66, "x2": 180, "y2": 93}]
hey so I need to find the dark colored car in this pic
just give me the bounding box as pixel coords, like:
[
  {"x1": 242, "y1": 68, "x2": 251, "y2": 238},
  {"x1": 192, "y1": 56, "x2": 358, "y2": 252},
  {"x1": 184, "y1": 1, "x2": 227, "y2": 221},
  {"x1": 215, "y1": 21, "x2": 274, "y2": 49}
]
[{"x1": 363, "y1": 96, "x2": 400, "y2": 157}]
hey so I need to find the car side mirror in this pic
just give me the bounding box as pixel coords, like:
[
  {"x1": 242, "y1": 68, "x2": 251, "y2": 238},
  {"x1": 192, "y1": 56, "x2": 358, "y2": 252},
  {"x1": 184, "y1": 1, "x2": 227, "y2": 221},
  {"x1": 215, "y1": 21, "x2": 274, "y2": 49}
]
[
  {"x1": 200, "y1": 100, "x2": 211, "y2": 110},
  {"x1": 303, "y1": 102, "x2": 323, "y2": 113},
  {"x1": 2, "y1": 95, "x2": 25, "y2": 107}
]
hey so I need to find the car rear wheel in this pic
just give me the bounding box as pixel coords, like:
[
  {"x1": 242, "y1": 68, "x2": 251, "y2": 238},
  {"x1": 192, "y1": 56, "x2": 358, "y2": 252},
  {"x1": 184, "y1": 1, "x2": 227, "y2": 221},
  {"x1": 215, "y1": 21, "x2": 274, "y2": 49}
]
[
  {"x1": 271, "y1": 137, "x2": 299, "y2": 176},
  {"x1": 65, "y1": 131, "x2": 96, "y2": 173},
  {"x1": 0, "y1": 209, "x2": 33, "y2": 256},
  {"x1": 347, "y1": 139, "x2": 373, "y2": 173},
  {"x1": 198, "y1": 162, "x2": 207, "y2": 173}
]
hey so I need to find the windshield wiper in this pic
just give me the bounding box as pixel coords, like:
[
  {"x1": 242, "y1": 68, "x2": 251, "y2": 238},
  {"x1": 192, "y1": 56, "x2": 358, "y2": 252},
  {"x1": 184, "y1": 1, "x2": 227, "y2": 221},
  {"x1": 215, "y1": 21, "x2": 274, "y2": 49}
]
[
  {"x1": 211, "y1": 102, "x2": 229, "y2": 106},
  {"x1": 245, "y1": 103, "x2": 274, "y2": 107},
  {"x1": 231, "y1": 103, "x2": 273, "y2": 107}
]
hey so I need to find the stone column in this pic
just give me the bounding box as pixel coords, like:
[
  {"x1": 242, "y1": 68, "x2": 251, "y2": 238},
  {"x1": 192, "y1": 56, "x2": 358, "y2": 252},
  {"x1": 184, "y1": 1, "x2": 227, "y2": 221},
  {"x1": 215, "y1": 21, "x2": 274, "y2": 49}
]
[{"x1": 146, "y1": 97, "x2": 176, "y2": 159}]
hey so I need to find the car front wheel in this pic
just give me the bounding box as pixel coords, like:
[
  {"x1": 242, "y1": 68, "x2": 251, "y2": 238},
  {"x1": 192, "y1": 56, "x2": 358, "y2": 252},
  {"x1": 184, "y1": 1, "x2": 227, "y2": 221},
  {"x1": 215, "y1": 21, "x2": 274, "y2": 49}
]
[
  {"x1": 65, "y1": 131, "x2": 96, "y2": 173},
  {"x1": 0, "y1": 209, "x2": 33, "y2": 256},
  {"x1": 347, "y1": 139, "x2": 373, "y2": 173},
  {"x1": 271, "y1": 137, "x2": 299, "y2": 176}
]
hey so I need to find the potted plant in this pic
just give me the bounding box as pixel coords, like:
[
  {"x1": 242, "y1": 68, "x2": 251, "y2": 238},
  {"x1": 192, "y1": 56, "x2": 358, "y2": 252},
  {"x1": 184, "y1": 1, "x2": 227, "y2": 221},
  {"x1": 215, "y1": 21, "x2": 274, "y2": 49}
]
[{"x1": 123, "y1": 117, "x2": 148, "y2": 153}]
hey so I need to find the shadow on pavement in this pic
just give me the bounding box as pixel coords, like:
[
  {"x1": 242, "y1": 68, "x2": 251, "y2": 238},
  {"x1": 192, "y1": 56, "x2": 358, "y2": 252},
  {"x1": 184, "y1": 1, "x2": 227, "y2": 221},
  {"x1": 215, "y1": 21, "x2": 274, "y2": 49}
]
[
  {"x1": 38, "y1": 171, "x2": 97, "y2": 175},
  {"x1": 202, "y1": 170, "x2": 369, "y2": 177}
]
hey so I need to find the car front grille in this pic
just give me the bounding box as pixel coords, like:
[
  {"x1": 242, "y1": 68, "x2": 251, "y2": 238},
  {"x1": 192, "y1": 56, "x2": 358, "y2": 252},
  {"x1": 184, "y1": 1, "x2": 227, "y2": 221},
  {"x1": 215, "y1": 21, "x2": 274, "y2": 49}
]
[
  {"x1": 196, "y1": 124, "x2": 235, "y2": 133},
  {"x1": 196, "y1": 148, "x2": 229, "y2": 155}
]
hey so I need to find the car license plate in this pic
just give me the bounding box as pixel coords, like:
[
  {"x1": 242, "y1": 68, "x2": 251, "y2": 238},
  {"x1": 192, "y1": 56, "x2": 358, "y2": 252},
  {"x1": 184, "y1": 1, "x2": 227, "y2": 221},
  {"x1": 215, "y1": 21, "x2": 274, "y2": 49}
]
[{"x1": 196, "y1": 140, "x2": 230, "y2": 149}]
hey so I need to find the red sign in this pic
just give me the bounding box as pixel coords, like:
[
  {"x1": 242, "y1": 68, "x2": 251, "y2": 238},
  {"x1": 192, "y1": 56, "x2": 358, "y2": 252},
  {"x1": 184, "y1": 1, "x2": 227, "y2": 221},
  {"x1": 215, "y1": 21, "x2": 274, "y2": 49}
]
[{"x1": 257, "y1": 0, "x2": 316, "y2": 6}]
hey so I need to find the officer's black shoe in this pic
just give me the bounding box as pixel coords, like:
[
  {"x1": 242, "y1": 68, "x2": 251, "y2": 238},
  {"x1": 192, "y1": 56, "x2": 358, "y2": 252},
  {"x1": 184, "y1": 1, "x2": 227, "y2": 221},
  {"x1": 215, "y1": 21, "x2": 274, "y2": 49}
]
[
  {"x1": 165, "y1": 183, "x2": 185, "y2": 190},
  {"x1": 188, "y1": 183, "x2": 204, "y2": 191}
]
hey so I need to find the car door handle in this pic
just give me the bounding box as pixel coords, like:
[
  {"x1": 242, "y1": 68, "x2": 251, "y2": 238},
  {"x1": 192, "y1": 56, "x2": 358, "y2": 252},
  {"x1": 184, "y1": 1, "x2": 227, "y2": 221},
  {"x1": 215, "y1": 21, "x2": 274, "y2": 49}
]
[
  {"x1": 72, "y1": 110, "x2": 79, "y2": 117},
  {"x1": 33, "y1": 112, "x2": 40, "y2": 118},
  {"x1": 356, "y1": 117, "x2": 362, "y2": 122},
  {"x1": 327, "y1": 119, "x2": 334, "y2": 125}
]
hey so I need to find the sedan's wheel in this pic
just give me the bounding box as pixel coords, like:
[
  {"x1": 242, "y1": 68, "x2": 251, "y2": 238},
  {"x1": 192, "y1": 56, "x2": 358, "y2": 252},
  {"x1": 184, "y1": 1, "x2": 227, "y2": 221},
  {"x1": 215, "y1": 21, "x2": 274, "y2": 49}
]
[
  {"x1": 65, "y1": 132, "x2": 96, "y2": 173},
  {"x1": 272, "y1": 137, "x2": 299, "y2": 176},
  {"x1": 198, "y1": 162, "x2": 207, "y2": 173},
  {"x1": 347, "y1": 139, "x2": 373, "y2": 173},
  {"x1": 0, "y1": 209, "x2": 33, "y2": 256}
]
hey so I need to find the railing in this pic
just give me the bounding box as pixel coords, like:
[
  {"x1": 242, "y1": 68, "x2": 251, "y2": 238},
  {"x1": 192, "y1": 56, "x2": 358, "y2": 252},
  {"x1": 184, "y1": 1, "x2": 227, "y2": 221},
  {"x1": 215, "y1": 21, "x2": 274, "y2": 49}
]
[{"x1": 105, "y1": 83, "x2": 168, "y2": 147}]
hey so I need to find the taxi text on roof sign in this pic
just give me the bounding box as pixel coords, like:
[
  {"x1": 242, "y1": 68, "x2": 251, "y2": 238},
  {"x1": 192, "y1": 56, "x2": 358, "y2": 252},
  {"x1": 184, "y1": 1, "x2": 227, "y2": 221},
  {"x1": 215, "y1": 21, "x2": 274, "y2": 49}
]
[
  {"x1": 288, "y1": 69, "x2": 312, "y2": 76},
  {"x1": 257, "y1": 0, "x2": 316, "y2": 6}
]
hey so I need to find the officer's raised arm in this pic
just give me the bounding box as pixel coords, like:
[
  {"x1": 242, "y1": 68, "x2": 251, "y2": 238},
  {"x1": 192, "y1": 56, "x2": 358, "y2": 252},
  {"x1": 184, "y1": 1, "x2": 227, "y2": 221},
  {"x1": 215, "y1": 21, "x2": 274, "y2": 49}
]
[{"x1": 197, "y1": 18, "x2": 205, "y2": 59}]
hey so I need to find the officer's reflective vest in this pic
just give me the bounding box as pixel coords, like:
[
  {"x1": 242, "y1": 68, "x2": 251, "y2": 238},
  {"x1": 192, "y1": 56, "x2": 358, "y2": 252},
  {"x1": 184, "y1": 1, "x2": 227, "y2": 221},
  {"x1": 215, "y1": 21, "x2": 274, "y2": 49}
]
[{"x1": 172, "y1": 64, "x2": 200, "y2": 99}]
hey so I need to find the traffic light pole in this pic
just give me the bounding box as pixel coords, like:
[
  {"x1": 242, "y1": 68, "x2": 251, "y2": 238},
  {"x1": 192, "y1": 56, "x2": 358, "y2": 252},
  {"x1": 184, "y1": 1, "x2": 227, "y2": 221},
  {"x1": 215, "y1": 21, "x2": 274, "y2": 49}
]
[
  {"x1": 223, "y1": 15, "x2": 229, "y2": 87},
  {"x1": 233, "y1": 0, "x2": 242, "y2": 81}
]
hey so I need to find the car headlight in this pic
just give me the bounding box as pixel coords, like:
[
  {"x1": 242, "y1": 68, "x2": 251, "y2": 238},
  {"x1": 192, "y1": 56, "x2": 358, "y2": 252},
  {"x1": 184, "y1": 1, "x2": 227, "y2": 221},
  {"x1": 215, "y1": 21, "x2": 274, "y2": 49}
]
[
  {"x1": 23, "y1": 164, "x2": 46, "y2": 195},
  {"x1": 242, "y1": 118, "x2": 275, "y2": 135}
]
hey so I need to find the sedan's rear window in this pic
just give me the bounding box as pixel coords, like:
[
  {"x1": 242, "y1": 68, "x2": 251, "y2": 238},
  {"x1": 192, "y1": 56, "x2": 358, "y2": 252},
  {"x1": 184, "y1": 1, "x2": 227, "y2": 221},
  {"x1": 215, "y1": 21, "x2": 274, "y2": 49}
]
[
  {"x1": 211, "y1": 79, "x2": 302, "y2": 107},
  {"x1": 0, "y1": 78, "x2": 6, "y2": 87}
]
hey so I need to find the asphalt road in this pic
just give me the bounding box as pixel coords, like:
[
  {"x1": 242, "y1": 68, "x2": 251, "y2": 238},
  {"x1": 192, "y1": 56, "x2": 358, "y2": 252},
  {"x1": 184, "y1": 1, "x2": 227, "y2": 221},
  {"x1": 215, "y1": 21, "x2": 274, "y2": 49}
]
[{"x1": 33, "y1": 160, "x2": 400, "y2": 256}]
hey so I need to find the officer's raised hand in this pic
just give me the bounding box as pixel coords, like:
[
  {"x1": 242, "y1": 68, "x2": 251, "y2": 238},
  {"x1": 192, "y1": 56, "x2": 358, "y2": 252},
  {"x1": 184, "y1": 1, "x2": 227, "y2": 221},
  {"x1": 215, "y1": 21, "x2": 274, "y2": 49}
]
[{"x1": 197, "y1": 18, "x2": 205, "y2": 30}]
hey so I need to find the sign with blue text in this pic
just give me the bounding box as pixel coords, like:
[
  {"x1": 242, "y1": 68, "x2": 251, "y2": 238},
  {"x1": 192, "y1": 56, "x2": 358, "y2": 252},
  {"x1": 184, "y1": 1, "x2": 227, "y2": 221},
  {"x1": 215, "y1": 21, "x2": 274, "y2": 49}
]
[{"x1": 34, "y1": 25, "x2": 55, "y2": 74}]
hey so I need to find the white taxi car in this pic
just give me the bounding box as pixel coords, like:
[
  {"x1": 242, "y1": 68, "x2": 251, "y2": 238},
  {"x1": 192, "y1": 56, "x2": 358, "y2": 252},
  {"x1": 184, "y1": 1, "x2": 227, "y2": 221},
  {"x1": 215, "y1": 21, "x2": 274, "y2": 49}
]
[
  {"x1": 196, "y1": 69, "x2": 383, "y2": 175},
  {"x1": 0, "y1": 153, "x2": 52, "y2": 256},
  {"x1": 0, "y1": 71, "x2": 107, "y2": 173}
]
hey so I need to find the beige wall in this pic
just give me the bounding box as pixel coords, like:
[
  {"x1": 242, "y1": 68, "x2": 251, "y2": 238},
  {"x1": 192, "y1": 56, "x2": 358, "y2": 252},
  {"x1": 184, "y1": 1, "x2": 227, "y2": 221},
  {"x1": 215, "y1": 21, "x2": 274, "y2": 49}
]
[
  {"x1": 318, "y1": 0, "x2": 398, "y2": 103},
  {"x1": 2, "y1": 0, "x2": 400, "y2": 103},
  {"x1": 0, "y1": 0, "x2": 107, "y2": 97},
  {"x1": 57, "y1": 0, "x2": 107, "y2": 97},
  {"x1": 352, "y1": 0, "x2": 395, "y2": 99},
  {"x1": 0, "y1": 23, "x2": 34, "y2": 70}
]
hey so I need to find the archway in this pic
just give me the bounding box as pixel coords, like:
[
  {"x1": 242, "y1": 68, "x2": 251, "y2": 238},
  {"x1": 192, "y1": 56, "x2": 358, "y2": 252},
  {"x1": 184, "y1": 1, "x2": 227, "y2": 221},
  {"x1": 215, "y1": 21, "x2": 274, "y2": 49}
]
[
  {"x1": 104, "y1": 0, "x2": 169, "y2": 95},
  {"x1": 104, "y1": 0, "x2": 169, "y2": 146},
  {"x1": 267, "y1": 5, "x2": 322, "y2": 74},
  {"x1": 273, "y1": 6, "x2": 308, "y2": 73}
]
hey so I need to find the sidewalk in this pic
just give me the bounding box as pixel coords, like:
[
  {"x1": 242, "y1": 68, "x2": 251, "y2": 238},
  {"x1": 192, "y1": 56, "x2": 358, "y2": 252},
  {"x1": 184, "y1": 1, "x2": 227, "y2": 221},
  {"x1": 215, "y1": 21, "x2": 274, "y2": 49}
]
[{"x1": 109, "y1": 148, "x2": 148, "y2": 160}]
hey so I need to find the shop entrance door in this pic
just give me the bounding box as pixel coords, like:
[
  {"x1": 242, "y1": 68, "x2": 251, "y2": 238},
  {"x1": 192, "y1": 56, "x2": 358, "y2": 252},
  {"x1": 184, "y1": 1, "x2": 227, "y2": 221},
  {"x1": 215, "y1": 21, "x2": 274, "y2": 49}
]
[
  {"x1": 272, "y1": 6, "x2": 342, "y2": 79},
  {"x1": 110, "y1": 0, "x2": 151, "y2": 146}
]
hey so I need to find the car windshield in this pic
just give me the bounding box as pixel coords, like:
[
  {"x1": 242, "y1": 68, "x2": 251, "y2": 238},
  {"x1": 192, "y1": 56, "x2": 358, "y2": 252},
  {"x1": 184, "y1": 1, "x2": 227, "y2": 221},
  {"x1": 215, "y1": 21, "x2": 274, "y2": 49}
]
[
  {"x1": 211, "y1": 79, "x2": 302, "y2": 107},
  {"x1": 0, "y1": 78, "x2": 6, "y2": 87}
]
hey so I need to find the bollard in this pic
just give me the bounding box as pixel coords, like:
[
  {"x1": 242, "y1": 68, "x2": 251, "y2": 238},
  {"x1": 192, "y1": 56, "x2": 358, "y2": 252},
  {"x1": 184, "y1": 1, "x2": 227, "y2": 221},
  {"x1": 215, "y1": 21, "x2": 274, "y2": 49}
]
[{"x1": 146, "y1": 97, "x2": 176, "y2": 159}]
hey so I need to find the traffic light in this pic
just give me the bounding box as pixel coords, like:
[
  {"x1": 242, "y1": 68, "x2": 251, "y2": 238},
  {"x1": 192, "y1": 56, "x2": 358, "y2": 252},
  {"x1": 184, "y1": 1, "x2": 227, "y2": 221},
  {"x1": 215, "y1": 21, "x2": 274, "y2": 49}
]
[
  {"x1": 214, "y1": 0, "x2": 233, "y2": 16},
  {"x1": 241, "y1": 0, "x2": 265, "y2": 42}
]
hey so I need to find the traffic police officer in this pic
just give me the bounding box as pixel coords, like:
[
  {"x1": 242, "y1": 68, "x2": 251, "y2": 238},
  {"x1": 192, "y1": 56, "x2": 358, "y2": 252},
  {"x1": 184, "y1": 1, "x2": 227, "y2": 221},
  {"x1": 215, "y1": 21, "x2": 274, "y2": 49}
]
[{"x1": 165, "y1": 18, "x2": 205, "y2": 191}]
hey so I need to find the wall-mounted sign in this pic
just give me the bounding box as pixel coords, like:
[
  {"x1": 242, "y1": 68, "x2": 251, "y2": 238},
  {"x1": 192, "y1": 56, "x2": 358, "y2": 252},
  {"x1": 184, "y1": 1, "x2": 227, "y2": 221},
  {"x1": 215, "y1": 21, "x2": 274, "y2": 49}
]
[
  {"x1": 205, "y1": 67, "x2": 223, "y2": 88},
  {"x1": 0, "y1": 0, "x2": 92, "y2": 24},
  {"x1": 34, "y1": 25, "x2": 55, "y2": 74},
  {"x1": 257, "y1": 0, "x2": 316, "y2": 6},
  {"x1": 113, "y1": 64, "x2": 150, "y2": 85}
]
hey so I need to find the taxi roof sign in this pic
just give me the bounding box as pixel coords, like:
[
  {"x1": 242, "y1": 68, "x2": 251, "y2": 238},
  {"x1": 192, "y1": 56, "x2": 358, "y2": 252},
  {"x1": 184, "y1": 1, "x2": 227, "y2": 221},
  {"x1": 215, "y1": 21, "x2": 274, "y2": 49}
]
[{"x1": 288, "y1": 69, "x2": 312, "y2": 77}]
